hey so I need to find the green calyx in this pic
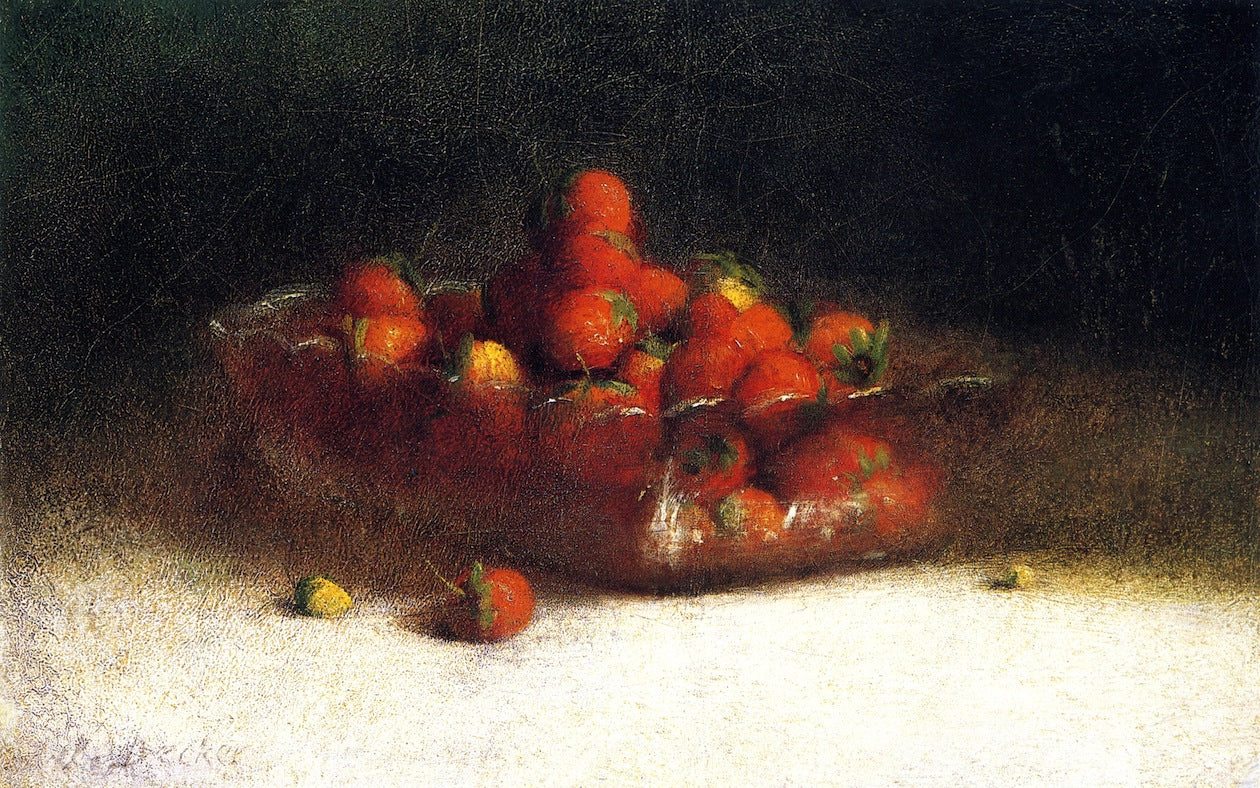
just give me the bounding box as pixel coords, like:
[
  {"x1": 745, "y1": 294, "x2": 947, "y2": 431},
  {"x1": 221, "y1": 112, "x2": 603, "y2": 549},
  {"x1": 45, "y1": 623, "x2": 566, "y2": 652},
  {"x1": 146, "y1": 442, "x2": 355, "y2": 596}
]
[
  {"x1": 714, "y1": 495, "x2": 746, "y2": 538},
  {"x1": 468, "y1": 562, "x2": 497, "y2": 630},
  {"x1": 444, "y1": 331, "x2": 476, "y2": 380},
  {"x1": 636, "y1": 334, "x2": 677, "y2": 362},
  {"x1": 831, "y1": 319, "x2": 890, "y2": 388},
  {"x1": 601, "y1": 290, "x2": 639, "y2": 332},
  {"x1": 376, "y1": 252, "x2": 426, "y2": 298},
  {"x1": 855, "y1": 444, "x2": 893, "y2": 482},
  {"x1": 680, "y1": 434, "x2": 738, "y2": 476},
  {"x1": 692, "y1": 250, "x2": 765, "y2": 292}
]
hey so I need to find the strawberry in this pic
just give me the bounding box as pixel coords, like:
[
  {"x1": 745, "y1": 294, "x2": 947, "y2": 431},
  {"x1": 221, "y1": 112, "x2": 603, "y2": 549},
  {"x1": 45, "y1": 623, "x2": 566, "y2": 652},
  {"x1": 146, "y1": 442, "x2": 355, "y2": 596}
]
[
  {"x1": 293, "y1": 575, "x2": 353, "y2": 619},
  {"x1": 712, "y1": 486, "x2": 787, "y2": 545},
  {"x1": 661, "y1": 335, "x2": 747, "y2": 407},
  {"x1": 537, "y1": 168, "x2": 637, "y2": 241},
  {"x1": 684, "y1": 291, "x2": 741, "y2": 342},
  {"x1": 627, "y1": 261, "x2": 688, "y2": 336},
  {"x1": 667, "y1": 406, "x2": 754, "y2": 506},
  {"x1": 686, "y1": 250, "x2": 765, "y2": 313},
  {"x1": 540, "y1": 288, "x2": 638, "y2": 372},
  {"x1": 732, "y1": 348, "x2": 822, "y2": 450},
  {"x1": 859, "y1": 465, "x2": 941, "y2": 545},
  {"x1": 766, "y1": 426, "x2": 894, "y2": 504},
  {"x1": 342, "y1": 313, "x2": 433, "y2": 388},
  {"x1": 333, "y1": 256, "x2": 422, "y2": 318},
  {"x1": 440, "y1": 563, "x2": 535, "y2": 643},
  {"x1": 802, "y1": 310, "x2": 890, "y2": 395},
  {"x1": 446, "y1": 334, "x2": 527, "y2": 389},
  {"x1": 547, "y1": 229, "x2": 640, "y2": 292},
  {"x1": 425, "y1": 282, "x2": 485, "y2": 359},
  {"x1": 616, "y1": 336, "x2": 674, "y2": 416},
  {"x1": 534, "y1": 377, "x2": 664, "y2": 494},
  {"x1": 729, "y1": 301, "x2": 794, "y2": 362}
]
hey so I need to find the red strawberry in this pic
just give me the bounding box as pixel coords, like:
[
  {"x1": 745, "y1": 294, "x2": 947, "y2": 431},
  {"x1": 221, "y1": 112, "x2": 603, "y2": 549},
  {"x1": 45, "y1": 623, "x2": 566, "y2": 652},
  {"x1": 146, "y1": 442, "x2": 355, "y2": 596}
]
[
  {"x1": 616, "y1": 337, "x2": 674, "y2": 416},
  {"x1": 534, "y1": 377, "x2": 664, "y2": 494},
  {"x1": 547, "y1": 229, "x2": 640, "y2": 292},
  {"x1": 540, "y1": 288, "x2": 638, "y2": 372},
  {"x1": 627, "y1": 262, "x2": 688, "y2": 336},
  {"x1": 713, "y1": 486, "x2": 787, "y2": 545},
  {"x1": 732, "y1": 349, "x2": 822, "y2": 449},
  {"x1": 667, "y1": 406, "x2": 754, "y2": 506},
  {"x1": 540, "y1": 168, "x2": 637, "y2": 240},
  {"x1": 333, "y1": 257, "x2": 422, "y2": 318},
  {"x1": 766, "y1": 426, "x2": 894, "y2": 504},
  {"x1": 440, "y1": 563, "x2": 535, "y2": 643},
  {"x1": 729, "y1": 301, "x2": 794, "y2": 362},
  {"x1": 803, "y1": 311, "x2": 890, "y2": 395},
  {"x1": 860, "y1": 465, "x2": 941, "y2": 545},
  {"x1": 685, "y1": 291, "x2": 741, "y2": 342},
  {"x1": 342, "y1": 313, "x2": 434, "y2": 388},
  {"x1": 662, "y1": 335, "x2": 747, "y2": 407}
]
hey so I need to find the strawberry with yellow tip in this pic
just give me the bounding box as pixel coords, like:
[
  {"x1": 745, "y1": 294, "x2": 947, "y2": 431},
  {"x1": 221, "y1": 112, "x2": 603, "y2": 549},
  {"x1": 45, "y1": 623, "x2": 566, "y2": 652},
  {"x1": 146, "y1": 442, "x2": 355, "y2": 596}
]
[
  {"x1": 686, "y1": 250, "x2": 765, "y2": 313},
  {"x1": 446, "y1": 333, "x2": 526, "y2": 388},
  {"x1": 294, "y1": 575, "x2": 353, "y2": 618}
]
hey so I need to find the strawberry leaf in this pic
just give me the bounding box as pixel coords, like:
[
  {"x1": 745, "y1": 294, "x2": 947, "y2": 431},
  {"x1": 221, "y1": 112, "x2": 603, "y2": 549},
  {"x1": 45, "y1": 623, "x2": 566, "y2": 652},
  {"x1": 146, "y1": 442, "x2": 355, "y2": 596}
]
[
  {"x1": 593, "y1": 379, "x2": 637, "y2": 396},
  {"x1": 607, "y1": 291, "x2": 639, "y2": 332},
  {"x1": 714, "y1": 496, "x2": 745, "y2": 538},
  {"x1": 857, "y1": 448, "x2": 875, "y2": 480},
  {"x1": 636, "y1": 334, "x2": 676, "y2": 361},
  {"x1": 352, "y1": 317, "x2": 369, "y2": 356},
  {"x1": 832, "y1": 342, "x2": 854, "y2": 367},
  {"x1": 849, "y1": 327, "x2": 871, "y2": 357},
  {"x1": 452, "y1": 332, "x2": 475, "y2": 379},
  {"x1": 873, "y1": 445, "x2": 892, "y2": 471},
  {"x1": 680, "y1": 448, "x2": 710, "y2": 475},
  {"x1": 468, "y1": 562, "x2": 497, "y2": 630},
  {"x1": 709, "y1": 434, "x2": 739, "y2": 471}
]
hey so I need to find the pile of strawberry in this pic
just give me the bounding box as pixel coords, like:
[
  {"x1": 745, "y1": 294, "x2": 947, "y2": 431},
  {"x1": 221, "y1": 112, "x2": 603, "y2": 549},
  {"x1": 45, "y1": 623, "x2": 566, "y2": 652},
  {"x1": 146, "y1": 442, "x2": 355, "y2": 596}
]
[{"x1": 223, "y1": 169, "x2": 945, "y2": 585}]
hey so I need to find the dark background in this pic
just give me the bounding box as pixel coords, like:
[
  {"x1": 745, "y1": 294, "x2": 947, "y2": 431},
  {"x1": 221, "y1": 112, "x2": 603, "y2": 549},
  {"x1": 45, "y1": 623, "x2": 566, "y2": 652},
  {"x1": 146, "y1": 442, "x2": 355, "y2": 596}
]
[{"x1": 3, "y1": 0, "x2": 1258, "y2": 425}]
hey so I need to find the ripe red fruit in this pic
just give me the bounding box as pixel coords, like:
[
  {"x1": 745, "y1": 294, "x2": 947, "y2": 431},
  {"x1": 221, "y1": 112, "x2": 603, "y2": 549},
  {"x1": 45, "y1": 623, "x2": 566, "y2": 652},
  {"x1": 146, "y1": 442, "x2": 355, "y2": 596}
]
[
  {"x1": 729, "y1": 301, "x2": 794, "y2": 362},
  {"x1": 767, "y1": 426, "x2": 895, "y2": 504},
  {"x1": 548, "y1": 229, "x2": 640, "y2": 292},
  {"x1": 333, "y1": 258, "x2": 421, "y2": 318},
  {"x1": 344, "y1": 313, "x2": 434, "y2": 387},
  {"x1": 802, "y1": 311, "x2": 874, "y2": 364},
  {"x1": 441, "y1": 563, "x2": 535, "y2": 643},
  {"x1": 616, "y1": 339, "x2": 674, "y2": 416},
  {"x1": 540, "y1": 288, "x2": 638, "y2": 372},
  {"x1": 713, "y1": 487, "x2": 788, "y2": 545},
  {"x1": 534, "y1": 377, "x2": 664, "y2": 494},
  {"x1": 860, "y1": 466, "x2": 941, "y2": 544},
  {"x1": 803, "y1": 311, "x2": 890, "y2": 394},
  {"x1": 627, "y1": 262, "x2": 688, "y2": 336},
  {"x1": 662, "y1": 336, "x2": 748, "y2": 407},
  {"x1": 667, "y1": 407, "x2": 754, "y2": 506},
  {"x1": 547, "y1": 169, "x2": 636, "y2": 239},
  {"x1": 685, "y1": 292, "x2": 741, "y2": 342},
  {"x1": 732, "y1": 349, "x2": 822, "y2": 449}
]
